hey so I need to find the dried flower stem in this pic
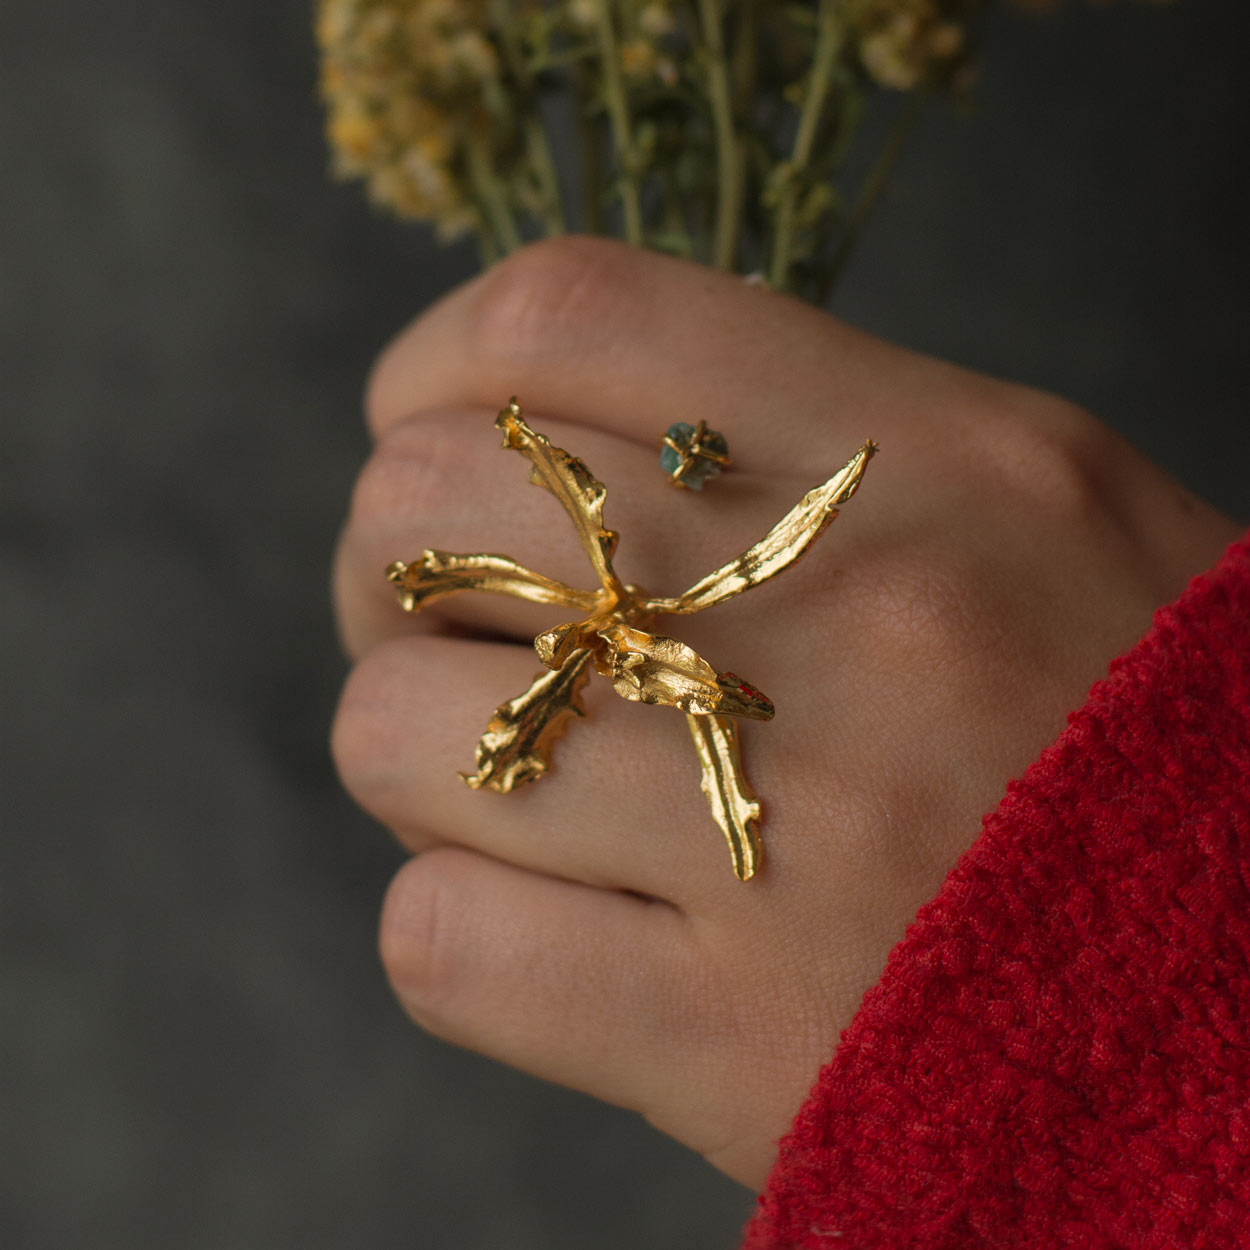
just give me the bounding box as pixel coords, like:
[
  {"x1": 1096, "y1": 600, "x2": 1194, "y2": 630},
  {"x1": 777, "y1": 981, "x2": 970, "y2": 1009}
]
[
  {"x1": 698, "y1": 0, "x2": 742, "y2": 270},
  {"x1": 318, "y1": 0, "x2": 1034, "y2": 300},
  {"x1": 730, "y1": 0, "x2": 759, "y2": 149},
  {"x1": 467, "y1": 129, "x2": 523, "y2": 255},
  {"x1": 487, "y1": 0, "x2": 567, "y2": 237},
  {"x1": 594, "y1": 0, "x2": 644, "y2": 244},
  {"x1": 527, "y1": 114, "x2": 568, "y2": 237},
  {"x1": 768, "y1": 0, "x2": 845, "y2": 291},
  {"x1": 660, "y1": 162, "x2": 695, "y2": 258}
]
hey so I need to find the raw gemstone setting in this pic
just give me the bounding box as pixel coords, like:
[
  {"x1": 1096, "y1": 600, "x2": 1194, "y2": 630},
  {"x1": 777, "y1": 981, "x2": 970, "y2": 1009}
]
[{"x1": 660, "y1": 421, "x2": 730, "y2": 490}]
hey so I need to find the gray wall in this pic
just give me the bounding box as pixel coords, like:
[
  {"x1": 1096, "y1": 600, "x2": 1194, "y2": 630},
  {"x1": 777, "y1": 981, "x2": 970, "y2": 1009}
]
[{"x1": 5, "y1": 2, "x2": 1247, "y2": 1247}]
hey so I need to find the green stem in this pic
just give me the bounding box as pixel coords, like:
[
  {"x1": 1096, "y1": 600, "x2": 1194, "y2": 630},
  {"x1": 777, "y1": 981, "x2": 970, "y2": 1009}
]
[
  {"x1": 467, "y1": 130, "x2": 523, "y2": 254},
  {"x1": 525, "y1": 114, "x2": 568, "y2": 237},
  {"x1": 660, "y1": 162, "x2": 695, "y2": 258},
  {"x1": 487, "y1": 0, "x2": 567, "y2": 237},
  {"x1": 768, "y1": 0, "x2": 843, "y2": 290},
  {"x1": 820, "y1": 88, "x2": 926, "y2": 303},
  {"x1": 730, "y1": 0, "x2": 757, "y2": 108},
  {"x1": 731, "y1": 0, "x2": 759, "y2": 271},
  {"x1": 697, "y1": 0, "x2": 741, "y2": 270},
  {"x1": 594, "y1": 0, "x2": 644, "y2": 244}
]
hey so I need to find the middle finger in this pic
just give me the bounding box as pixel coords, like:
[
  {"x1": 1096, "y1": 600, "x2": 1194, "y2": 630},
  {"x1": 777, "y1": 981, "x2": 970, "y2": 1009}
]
[{"x1": 333, "y1": 631, "x2": 763, "y2": 903}]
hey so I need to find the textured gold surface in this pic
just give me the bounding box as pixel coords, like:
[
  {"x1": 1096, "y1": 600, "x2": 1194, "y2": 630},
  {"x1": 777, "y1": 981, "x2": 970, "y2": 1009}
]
[
  {"x1": 460, "y1": 649, "x2": 594, "y2": 792},
  {"x1": 598, "y1": 623, "x2": 776, "y2": 720},
  {"x1": 687, "y1": 713, "x2": 762, "y2": 882},
  {"x1": 387, "y1": 552, "x2": 599, "y2": 613},
  {"x1": 496, "y1": 404, "x2": 624, "y2": 598},
  {"x1": 647, "y1": 440, "x2": 876, "y2": 615},
  {"x1": 388, "y1": 398, "x2": 875, "y2": 881}
]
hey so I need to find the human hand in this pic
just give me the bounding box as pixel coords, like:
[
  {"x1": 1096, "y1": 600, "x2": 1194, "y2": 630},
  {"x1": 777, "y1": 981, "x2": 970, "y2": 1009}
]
[{"x1": 331, "y1": 237, "x2": 1240, "y2": 1189}]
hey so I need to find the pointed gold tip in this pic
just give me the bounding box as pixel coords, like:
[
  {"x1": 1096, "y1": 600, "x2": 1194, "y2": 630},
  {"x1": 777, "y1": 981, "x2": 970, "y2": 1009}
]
[
  {"x1": 832, "y1": 441, "x2": 878, "y2": 505},
  {"x1": 385, "y1": 560, "x2": 408, "y2": 584},
  {"x1": 687, "y1": 714, "x2": 762, "y2": 883}
]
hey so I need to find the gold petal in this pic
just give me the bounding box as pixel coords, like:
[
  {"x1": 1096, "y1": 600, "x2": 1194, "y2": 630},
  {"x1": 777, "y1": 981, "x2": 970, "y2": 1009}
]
[
  {"x1": 495, "y1": 400, "x2": 624, "y2": 598},
  {"x1": 686, "y1": 713, "x2": 762, "y2": 882},
  {"x1": 645, "y1": 441, "x2": 877, "y2": 615},
  {"x1": 598, "y1": 623, "x2": 775, "y2": 721},
  {"x1": 461, "y1": 651, "x2": 595, "y2": 793},
  {"x1": 387, "y1": 552, "x2": 599, "y2": 614},
  {"x1": 533, "y1": 619, "x2": 598, "y2": 670}
]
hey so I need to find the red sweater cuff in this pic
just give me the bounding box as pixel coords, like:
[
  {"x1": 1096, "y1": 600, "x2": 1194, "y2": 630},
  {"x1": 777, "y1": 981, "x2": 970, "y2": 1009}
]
[{"x1": 744, "y1": 534, "x2": 1250, "y2": 1249}]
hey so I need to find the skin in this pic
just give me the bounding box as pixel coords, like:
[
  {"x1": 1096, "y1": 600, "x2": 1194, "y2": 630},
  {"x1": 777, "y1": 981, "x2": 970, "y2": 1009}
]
[{"x1": 330, "y1": 236, "x2": 1241, "y2": 1190}]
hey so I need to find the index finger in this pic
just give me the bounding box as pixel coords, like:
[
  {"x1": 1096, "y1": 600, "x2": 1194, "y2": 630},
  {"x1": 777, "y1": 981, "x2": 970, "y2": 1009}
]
[{"x1": 364, "y1": 236, "x2": 921, "y2": 467}]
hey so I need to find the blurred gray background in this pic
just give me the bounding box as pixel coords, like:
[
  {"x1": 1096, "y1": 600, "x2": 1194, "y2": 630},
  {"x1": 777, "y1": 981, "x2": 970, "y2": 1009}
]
[{"x1": 4, "y1": 2, "x2": 1247, "y2": 1247}]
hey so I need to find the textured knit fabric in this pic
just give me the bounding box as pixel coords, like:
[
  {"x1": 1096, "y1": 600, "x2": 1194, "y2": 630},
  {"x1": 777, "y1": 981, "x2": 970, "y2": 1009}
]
[{"x1": 743, "y1": 535, "x2": 1250, "y2": 1249}]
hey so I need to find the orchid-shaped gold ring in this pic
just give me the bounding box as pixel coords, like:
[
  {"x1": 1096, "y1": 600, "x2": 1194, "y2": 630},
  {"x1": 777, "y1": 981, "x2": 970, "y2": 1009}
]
[{"x1": 387, "y1": 399, "x2": 875, "y2": 881}]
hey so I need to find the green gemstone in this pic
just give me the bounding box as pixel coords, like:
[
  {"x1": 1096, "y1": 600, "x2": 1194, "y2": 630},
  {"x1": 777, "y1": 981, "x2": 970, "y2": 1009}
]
[{"x1": 661, "y1": 422, "x2": 727, "y2": 489}]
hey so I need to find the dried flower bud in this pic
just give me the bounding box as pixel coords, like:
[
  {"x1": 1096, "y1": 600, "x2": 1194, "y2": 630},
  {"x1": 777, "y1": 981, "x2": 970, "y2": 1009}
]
[
  {"x1": 317, "y1": 0, "x2": 506, "y2": 237},
  {"x1": 564, "y1": 0, "x2": 598, "y2": 32},
  {"x1": 620, "y1": 37, "x2": 659, "y2": 80},
  {"x1": 637, "y1": 2, "x2": 678, "y2": 39},
  {"x1": 316, "y1": 0, "x2": 1181, "y2": 300},
  {"x1": 852, "y1": 1, "x2": 967, "y2": 91}
]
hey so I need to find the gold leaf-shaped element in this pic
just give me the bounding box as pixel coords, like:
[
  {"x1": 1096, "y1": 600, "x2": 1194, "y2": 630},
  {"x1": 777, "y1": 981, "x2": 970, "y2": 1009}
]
[
  {"x1": 534, "y1": 618, "x2": 602, "y2": 671},
  {"x1": 496, "y1": 399, "x2": 624, "y2": 600},
  {"x1": 686, "y1": 713, "x2": 762, "y2": 882},
  {"x1": 598, "y1": 623, "x2": 775, "y2": 720},
  {"x1": 461, "y1": 650, "x2": 594, "y2": 792},
  {"x1": 387, "y1": 552, "x2": 600, "y2": 614},
  {"x1": 648, "y1": 441, "x2": 878, "y2": 616}
]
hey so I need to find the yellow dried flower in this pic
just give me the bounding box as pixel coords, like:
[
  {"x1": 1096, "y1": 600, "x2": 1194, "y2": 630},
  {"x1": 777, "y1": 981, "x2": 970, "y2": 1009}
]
[
  {"x1": 620, "y1": 37, "x2": 659, "y2": 80},
  {"x1": 637, "y1": 2, "x2": 677, "y2": 39},
  {"x1": 564, "y1": 0, "x2": 599, "y2": 32},
  {"x1": 316, "y1": 0, "x2": 504, "y2": 238},
  {"x1": 448, "y1": 28, "x2": 501, "y2": 82},
  {"x1": 852, "y1": 1, "x2": 967, "y2": 91},
  {"x1": 328, "y1": 105, "x2": 387, "y2": 170},
  {"x1": 316, "y1": 0, "x2": 356, "y2": 48},
  {"x1": 616, "y1": 0, "x2": 680, "y2": 84},
  {"x1": 316, "y1": 0, "x2": 1184, "y2": 296}
]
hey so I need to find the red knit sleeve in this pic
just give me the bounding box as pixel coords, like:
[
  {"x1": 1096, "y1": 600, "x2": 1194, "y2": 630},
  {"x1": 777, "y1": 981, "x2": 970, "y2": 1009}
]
[{"x1": 743, "y1": 534, "x2": 1250, "y2": 1250}]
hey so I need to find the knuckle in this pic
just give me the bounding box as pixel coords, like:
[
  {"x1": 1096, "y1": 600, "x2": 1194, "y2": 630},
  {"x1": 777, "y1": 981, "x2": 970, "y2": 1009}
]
[
  {"x1": 379, "y1": 849, "x2": 468, "y2": 1022},
  {"x1": 346, "y1": 417, "x2": 465, "y2": 534},
  {"x1": 331, "y1": 641, "x2": 441, "y2": 854},
  {"x1": 364, "y1": 327, "x2": 418, "y2": 434},
  {"x1": 467, "y1": 235, "x2": 640, "y2": 367},
  {"x1": 978, "y1": 393, "x2": 1111, "y2": 521},
  {"x1": 330, "y1": 637, "x2": 409, "y2": 800}
]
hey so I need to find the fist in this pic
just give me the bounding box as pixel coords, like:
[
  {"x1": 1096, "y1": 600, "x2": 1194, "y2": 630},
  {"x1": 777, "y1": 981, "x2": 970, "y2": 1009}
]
[{"x1": 331, "y1": 237, "x2": 1239, "y2": 1187}]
